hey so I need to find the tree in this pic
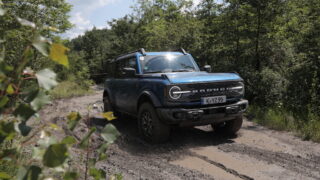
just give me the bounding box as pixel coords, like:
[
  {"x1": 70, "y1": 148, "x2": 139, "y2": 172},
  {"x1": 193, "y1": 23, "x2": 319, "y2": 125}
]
[{"x1": 0, "y1": 0, "x2": 72, "y2": 70}]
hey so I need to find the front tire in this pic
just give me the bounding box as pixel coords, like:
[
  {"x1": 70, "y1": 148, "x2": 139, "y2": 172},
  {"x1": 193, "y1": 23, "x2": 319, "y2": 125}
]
[
  {"x1": 212, "y1": 115, "x2": 243, "y2": 135},
  {"x1": 138, "y1": 102, "x2": 170, "y2": 143}
]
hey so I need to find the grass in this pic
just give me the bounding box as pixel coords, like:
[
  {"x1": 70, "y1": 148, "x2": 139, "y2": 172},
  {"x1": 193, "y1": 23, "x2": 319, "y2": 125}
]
[
  {"x1": 246, "y1": 105, "x2": 320, "y2": 142},
  {"x1": 50, "y1": 81, "x2": 93, "y2": 99}
]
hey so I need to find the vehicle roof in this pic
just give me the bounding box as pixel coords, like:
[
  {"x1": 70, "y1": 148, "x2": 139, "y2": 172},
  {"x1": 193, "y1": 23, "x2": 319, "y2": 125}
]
[
  {"x1": 143, "y1": 52, "x2": 185, "y2": 56},
  {"x1": 114, "y1": 51, "x2": 186, "y2": 62}
]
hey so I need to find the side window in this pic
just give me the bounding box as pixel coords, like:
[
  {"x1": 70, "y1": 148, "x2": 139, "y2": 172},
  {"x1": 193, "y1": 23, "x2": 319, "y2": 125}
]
[
  {"x1": 114, "y1": 57, "x2": 137, "y2": 78},
  {"x1": 115, "y1": 61, "x2": 124, "y2": 78},
  {"x1": 125, "y1": 57, "x2": 137, "y2": 70}
]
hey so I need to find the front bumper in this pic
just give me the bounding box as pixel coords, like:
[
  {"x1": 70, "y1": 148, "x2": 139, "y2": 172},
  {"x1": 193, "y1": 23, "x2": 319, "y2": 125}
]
[{"x1": 157, "y1": 99, "x2": 248, "y2": 126}]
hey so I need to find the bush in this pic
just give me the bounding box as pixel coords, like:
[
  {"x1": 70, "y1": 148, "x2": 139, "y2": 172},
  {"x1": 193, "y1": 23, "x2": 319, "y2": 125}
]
[
  {"x1": 247, "y1": 105, "x2": 320, "y2": 142},
  {"x1": 50, "y1": 80, "x2": 93, "y2": 99}
]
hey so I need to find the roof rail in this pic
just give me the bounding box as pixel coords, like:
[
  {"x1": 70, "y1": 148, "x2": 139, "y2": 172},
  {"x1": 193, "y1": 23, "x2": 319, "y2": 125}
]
[
  {"x1": 179, "y1": 48, "x2": 187, "y2": 55},
  {"x1": 116, "y1": 48, "x2": 146, "y2": 60},
  {"x1": 169, "y1": 48, "x2": 187, "y2": 55}
]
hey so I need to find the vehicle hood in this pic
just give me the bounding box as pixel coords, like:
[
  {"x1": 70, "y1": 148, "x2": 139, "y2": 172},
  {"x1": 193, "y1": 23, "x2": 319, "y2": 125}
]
[{"x1": 163, "y1": 72, "x2": 242, "y2": 84}]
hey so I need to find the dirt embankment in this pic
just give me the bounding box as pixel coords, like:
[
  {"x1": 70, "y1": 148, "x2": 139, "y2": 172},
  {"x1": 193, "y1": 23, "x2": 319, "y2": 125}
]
[{"x1": 40, "y1": 88, "x2": 320, "y2": 180}]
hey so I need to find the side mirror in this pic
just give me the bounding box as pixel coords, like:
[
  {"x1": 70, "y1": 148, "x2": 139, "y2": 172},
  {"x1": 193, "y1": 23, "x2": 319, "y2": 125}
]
[
  {"x1": 204, "y1": 65, "x2": 212, "y2": 73},
  {"x1": 122, "y1": 67, "x2": 136, "y2": 77}
]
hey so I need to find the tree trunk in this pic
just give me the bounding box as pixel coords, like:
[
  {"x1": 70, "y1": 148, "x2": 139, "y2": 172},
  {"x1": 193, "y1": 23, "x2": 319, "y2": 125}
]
[{"x1": 255, "y1": 5, "x2": 261, "y2": 71}]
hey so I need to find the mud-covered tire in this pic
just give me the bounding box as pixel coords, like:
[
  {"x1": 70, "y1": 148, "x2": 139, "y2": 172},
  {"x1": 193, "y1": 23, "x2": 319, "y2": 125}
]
[
  {"x1": 212, "y1": 115, "x2": 243, "y2": 135},
  {"x1": 103, "y1": 95, "x2": 113, "y2": 112},
  {"x1": 138, "y1": 102, "x2": 170, "y2": 143},
  {"x1": 103, "y1": 95, "x2": 121, "y2": 118}
]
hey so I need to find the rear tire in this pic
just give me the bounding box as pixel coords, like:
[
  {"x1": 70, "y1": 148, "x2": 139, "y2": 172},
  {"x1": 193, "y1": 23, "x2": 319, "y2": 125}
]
[
  {"x1": 103, "y1": 95, "x2": 113, "y2": 112},
  {"x1": 138, "y1": 102, "x2": 170, "y2": 143},
  {"x1": 212, "y1": 115, "x2": 243, "y2": 135},
  {"x1": 103, "y1": 94, "x2": 121, "y2": 118}
]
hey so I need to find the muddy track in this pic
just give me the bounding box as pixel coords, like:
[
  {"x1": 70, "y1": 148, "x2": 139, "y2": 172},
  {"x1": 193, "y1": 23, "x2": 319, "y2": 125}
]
[{"x1": 39, "y1": 89, "x2": 320, "y2": 180}]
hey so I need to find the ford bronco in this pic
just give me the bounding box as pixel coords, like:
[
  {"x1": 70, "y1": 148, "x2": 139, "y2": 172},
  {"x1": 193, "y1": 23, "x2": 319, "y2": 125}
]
[{"x1": 103, "y1": 48, "x2": 248, "y2": 143}]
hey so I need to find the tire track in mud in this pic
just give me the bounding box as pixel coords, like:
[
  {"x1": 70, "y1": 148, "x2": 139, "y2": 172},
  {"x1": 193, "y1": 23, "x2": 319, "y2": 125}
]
[
  {"x1": 188, "y1": 152, "x2": 254, "y2": 180},
  {"x1": 102, "y1": 138, "x2": 215, "y2": 180},
  {"x1": 219, "y1": 143, "x2": 320, "y2": 179}
]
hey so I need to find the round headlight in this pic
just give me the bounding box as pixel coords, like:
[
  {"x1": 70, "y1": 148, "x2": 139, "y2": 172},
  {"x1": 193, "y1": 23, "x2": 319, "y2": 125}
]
[
  {"x1": 238, "y1": 82, "x2": 245, "y2": 95},
  {"x1": 229, "y1": 82, "x2": 244, "y2": 94},
  {"x1": 169, "y1": 86, "x2": 182, "y2": 99}
]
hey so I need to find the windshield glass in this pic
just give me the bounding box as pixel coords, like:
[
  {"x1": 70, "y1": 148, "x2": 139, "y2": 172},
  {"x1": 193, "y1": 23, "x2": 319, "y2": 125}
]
[{"x1": 140, "y1": 54, "x2": 199, "y2": 74}]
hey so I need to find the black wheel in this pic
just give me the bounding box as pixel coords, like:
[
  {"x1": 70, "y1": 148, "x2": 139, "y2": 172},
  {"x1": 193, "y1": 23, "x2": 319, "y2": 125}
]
[
  {"x1": 138, "y1": 102, "x2": 170, "y2": 143},
  {"x1": 103, "y1": 95, "x2": 113, "y2": 112},
  {"x1": 212, "y1": 115, "x2": 243, "y2": 135},
  {"x1": 103, "y1": 95, "x2": 121, "y2": 118}
]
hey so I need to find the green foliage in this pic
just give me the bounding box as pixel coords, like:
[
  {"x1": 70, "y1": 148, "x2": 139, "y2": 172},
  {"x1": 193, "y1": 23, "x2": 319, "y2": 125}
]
[
  {"x1": 67, "y1": 112, "x2": 81, "y2": 131},
  {"x1": 63, "y1": 171, "x2": 78, "y2": 180},
  {"x1": 61, "y1": 136, "x2": 77, "y2": 145},
  {"x1": 0, "y1": 121, "x2": 15, "y2": 143},
  {"x1": 0, "y1": 172, "x2": 11, "y2": 179},
  {"x1": 17, "y1": 166, "x2": 42, "y2": 180},
  {"x1": 247, "y1": 105, "x2": 320, "y2": 142},
  {"x1": 79, "y1": 127, "x2": 96, "y2": 149},
  {"x1": 101, "y1": 124, "x2": 120, "y2": 143},
  {"x1": 50, "y1": 80, "x2": 92, "y2": 99},
  {"x1": 0, "y1": 2, "x2": 120, "y2": 179},
  {"x1": 43, "y1": 143, "x2": 68, "y2": 168},
  {"x1": 89, "y1": 168, "x2": 106, "y2": 180}
]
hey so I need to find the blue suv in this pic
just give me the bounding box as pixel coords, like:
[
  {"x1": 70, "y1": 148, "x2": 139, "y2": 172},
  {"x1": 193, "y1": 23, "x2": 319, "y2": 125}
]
[{"x1": 103, "y1": 48, "x2": 248, "y2": 143}]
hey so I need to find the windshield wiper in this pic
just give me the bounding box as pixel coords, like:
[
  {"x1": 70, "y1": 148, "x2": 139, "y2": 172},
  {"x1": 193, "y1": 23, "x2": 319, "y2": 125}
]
[
  {"x1": 172, "y1": 69, "x2": 194, "y2": 72},
  {"x1": 144, "y1": 71, "x2": 164, "y2": 74}
]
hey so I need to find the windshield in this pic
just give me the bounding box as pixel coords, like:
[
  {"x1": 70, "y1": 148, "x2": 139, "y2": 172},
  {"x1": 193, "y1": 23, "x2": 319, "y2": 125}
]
[{"x1": 140, "y1": 54, "x2": 199, "y2": 74}]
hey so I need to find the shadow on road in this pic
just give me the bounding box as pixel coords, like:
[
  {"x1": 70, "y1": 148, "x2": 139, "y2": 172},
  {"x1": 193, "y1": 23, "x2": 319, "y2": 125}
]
[{"x1": 91, "y1": 115, "x2": 237, "y2": 160}]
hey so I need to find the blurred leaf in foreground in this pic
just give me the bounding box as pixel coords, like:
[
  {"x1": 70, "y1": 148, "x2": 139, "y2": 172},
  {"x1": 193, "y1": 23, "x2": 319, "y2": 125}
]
[
  {"x1": 49, "y1": 43, "x2": 69, "y2": 68},
  {"x1": 6, "y1": 84, "x2": 14, "y2": 94},
  {"x1": 0, "y1": 172, "x2": 11, "y2": 179},
  {"x1": 13, "y1": 104, "x2": 36, "y2": 121},
  {"x1": 43, "y1": 143, "x2": 68, "y2": 168},
  {"x1": 35, "y1": 69, "x2": 58, "y2": 90},
  {"x1": 61, "y1": 136, "x2": 77, "y2": 145},
  {"x1": 0, "y1": 121, "x2": 15, "y2": 144},
  {"x1": 17, "y1": 121, "x2": 32, "y2": 136},
  {"x1": 67, "y1": 112, "x2": 81, "y2": 131},
  {"x1": 101, "y1": 112, "x2": 117, "y2": 121},
  {"x1": 0, "y1": 96, "x2": 9, "y2": 108},
  {"x1": 0, "y1": 7, "x2": 5, "y2": 16},
  {"x1": 101, "y1": 124, "x2": 120, "y2": 143},
  {"x1": 79, "y1": 127, "x2": 96, "y2": 149},
  {"x1": 30, "y1": 90, "x2": 50, "y2": 110},
  {"x1": 16, "y1": 17, "x2": 36, "y2": 28},
  {"x1": 32, "y1": 35, "x2": 50, "y2": 56},
  {"x1": 17, "y1": 166, "x2": 42, "y2": 180},
  {"x1": 63, "y1": 171, "x2": 78, "y2": 180},
  {"x1": 89, "y1": 168, "x2": 106, "y2": 180}
]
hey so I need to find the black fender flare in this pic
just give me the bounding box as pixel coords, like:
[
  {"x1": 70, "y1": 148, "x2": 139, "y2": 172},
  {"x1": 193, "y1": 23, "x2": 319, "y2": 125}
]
[
  {"x1": 137, "y1": 90, "x2": 162, "y2": 111},
  {"x1": 103, "y1": 88, "x2": 114, "y2": 106}
]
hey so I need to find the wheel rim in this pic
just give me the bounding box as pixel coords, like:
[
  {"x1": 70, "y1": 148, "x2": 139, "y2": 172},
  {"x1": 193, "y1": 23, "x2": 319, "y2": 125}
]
[{"x1": 141, "y1": 111, "x2": 153, "y2": 138}]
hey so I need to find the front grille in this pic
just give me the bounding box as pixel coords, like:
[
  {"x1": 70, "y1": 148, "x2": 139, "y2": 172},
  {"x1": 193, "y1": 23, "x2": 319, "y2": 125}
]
[{"x1": 170, "y1": 81, "x2": 243, "y2": 102}]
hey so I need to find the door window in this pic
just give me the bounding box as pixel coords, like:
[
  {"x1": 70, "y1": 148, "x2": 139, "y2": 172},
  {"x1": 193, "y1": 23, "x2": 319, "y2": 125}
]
[{"x1": 115, "y1": 57, "x2": 137, "y2": 78}]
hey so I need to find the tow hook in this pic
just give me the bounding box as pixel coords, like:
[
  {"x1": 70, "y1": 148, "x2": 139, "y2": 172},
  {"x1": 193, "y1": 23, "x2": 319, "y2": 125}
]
[{"x1": 187, "y1": 110, "x2": 204, "y2": 120}]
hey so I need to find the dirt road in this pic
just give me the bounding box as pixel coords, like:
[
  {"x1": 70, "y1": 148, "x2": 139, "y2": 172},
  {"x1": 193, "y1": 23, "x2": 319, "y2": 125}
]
[{"x1": 42, "y1": 89, "x2": 320, "y2": 180}]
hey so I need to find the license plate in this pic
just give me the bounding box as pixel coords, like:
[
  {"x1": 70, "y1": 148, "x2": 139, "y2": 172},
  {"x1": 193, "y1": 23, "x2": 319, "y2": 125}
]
[{"x1": 201, "y1": 96, "x2": 226, "y2": 105}]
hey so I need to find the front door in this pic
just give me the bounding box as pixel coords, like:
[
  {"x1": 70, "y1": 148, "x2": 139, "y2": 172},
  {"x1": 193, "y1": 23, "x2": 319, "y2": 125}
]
[{"x1": 114, "y1": 56, "x2": 139, "y2": 114}]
